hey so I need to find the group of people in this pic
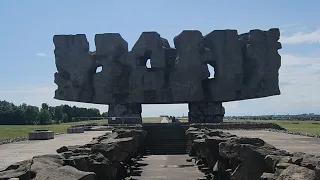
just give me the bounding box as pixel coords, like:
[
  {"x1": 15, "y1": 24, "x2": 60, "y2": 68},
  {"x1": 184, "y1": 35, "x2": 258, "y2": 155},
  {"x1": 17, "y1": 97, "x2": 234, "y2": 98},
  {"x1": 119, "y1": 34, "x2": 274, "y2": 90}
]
[{"x1": 159, "y1": 116, "x2": 181, "y2": 123}]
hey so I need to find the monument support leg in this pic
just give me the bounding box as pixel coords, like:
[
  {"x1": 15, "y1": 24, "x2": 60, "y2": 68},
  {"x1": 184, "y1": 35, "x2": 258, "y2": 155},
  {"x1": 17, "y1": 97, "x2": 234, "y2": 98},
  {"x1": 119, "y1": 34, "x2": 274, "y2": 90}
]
[
  {"x1": 107, "y1": 103, "x2": 142, "y2": 124},
  {"x1": 188, "y1": 102, "x2": 225, "y2": 123}
]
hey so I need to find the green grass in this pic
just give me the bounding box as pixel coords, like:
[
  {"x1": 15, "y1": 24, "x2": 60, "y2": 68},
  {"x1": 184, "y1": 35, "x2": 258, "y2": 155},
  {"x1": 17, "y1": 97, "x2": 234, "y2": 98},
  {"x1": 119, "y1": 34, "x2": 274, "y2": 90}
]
[
  {"x1": 251, "y1": 120, "x2": 320, "y2": 135},
  {"x1": 0, "y1": 118, "x2": 163, "y2": 140},
  {"x1": 4, "y1": 118, "x2": 319, "y2": 140},
  {"x1": 0, "y1": 119, "x2": 108, "y2": 140}
]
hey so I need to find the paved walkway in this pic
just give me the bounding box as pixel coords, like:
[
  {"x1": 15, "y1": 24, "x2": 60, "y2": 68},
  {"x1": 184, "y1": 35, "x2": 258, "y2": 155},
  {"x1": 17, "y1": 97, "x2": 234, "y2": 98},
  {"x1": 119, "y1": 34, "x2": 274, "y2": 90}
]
[
  {"x1": 0, "y1": 131, "x2": 107, "y2": 170},
  {"x1": 224, "y1": 130, "x2": 320, "y2": 155},
  {"x1": 131, "y1": 155, "x2": 204, "y2": 180}
]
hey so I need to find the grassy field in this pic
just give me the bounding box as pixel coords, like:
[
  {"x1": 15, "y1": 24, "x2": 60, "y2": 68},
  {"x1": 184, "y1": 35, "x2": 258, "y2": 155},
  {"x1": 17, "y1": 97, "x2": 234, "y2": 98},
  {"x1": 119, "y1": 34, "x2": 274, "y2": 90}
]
[
  {"x1": 2, "y1": 118, "x2": 320, "y2": 140},
  {"x1": 0, "y1": 117, "x2": 162, "y2": 140},
  {"x1": 252, "y1": 120, "x2": 320, "y2": 135}
]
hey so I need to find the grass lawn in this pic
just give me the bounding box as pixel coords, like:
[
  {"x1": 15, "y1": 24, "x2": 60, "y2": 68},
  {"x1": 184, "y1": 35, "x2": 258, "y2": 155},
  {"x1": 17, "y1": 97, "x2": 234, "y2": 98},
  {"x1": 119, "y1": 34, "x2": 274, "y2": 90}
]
[
  {"x1": 0, "y1": 118, "x2": 162, "y2": 140},
  {"x1": 3, "y1": 118, "x2": 320, "y2": 140},
  {"x1": 252, "y1": 120, "x2": 320, "y2": 135}
]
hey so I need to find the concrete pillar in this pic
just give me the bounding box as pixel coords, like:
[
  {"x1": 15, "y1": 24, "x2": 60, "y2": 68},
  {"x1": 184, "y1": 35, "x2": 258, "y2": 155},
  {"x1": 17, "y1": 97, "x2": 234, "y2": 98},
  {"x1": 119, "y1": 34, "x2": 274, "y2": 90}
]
[
  {"x1": 107, "y1": 103, "x2": 142, "y2": 124},
  {"x1": 188, "y1": 102, "x2": 225, "y2": 123}
]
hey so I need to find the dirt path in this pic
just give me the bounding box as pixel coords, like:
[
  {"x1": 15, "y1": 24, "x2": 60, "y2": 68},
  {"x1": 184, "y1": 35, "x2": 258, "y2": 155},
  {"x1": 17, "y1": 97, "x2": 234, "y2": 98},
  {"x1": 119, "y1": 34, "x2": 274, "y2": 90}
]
[{"x1": 0, "y1": 131, "x2": 108, "y2": 170}]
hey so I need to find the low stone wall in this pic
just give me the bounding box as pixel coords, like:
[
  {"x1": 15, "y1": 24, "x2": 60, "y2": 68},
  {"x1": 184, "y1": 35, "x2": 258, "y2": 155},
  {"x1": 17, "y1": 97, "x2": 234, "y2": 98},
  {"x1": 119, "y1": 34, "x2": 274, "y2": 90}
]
[
  {"x1": 0, "y1": 127, "x2": 146, "y2": 180},
  {"x1": 29, "y1": 130, "x2": 54, "y2": 140},
  {"x1": 67, "y1": 126, "x2": 85, "y2": 133},
  {"x1": 186, "y1": 127, "x2": 320, "y2": 180},
  {"x1": 189, "y1": 122, "x2": 285, "y2": 130}
]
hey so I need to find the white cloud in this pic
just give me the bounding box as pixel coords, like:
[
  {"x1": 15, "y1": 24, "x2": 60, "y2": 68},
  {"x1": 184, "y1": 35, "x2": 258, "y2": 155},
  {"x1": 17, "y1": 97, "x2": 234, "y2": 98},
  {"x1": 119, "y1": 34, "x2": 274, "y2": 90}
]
[
  {"x1": 1, "y1": 53, "x2": 320, "y2": 116},
  {"x1": 280, "y1": 23, "x2": 307, "y2": 34},
  {"x1": 36, "y1": 52, "x2": 47, "y2": 57},
  {"x1": 280, "y1": 28, "x2": 320, "y2": 44}
]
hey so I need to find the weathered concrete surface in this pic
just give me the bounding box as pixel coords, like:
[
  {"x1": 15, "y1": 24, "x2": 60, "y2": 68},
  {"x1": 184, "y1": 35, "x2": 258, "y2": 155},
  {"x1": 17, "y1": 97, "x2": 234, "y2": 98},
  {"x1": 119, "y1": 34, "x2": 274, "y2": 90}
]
[
  {"x1": 53, "y1": 29, "x2": 282, "y2": 123},
  {"x1": 224, "y1": 130, "x2": 320, "y2": 155},
  {"x1": 54, "y1": 29, "x2": 281, "y2": 104},
  {"x1": 0, "y1": 131, "x2": 107, "y2": 170},
  {"x1": 131, "y1": 155, "x2": 205, "y2": 180}
]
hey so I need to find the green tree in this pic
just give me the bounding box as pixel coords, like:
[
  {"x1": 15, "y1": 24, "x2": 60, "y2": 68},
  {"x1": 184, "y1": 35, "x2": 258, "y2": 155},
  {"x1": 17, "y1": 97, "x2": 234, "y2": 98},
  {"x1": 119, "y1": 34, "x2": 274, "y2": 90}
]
[
  {"x1": 0, "y1": 101, "x2": 16, "y2": 125},
  {"x1": 62, "y1": 113, "x2": 68, "y2": 123},
  {"x1": 41, "y1": 103, "x2": 49, "y2": 110},
  {"x1": 62, "y1": 105, "x2": 72, "y2": 122},
  {"x1": 54, "y1": 105, "x2": 63, "y2": 121},
  {"x1": 24, "y1": 105, "x2": 39, "y2": 124},
  {"x1": 37, "y1": 109, "x2": 52, "y2": 125},
  {"x1": 102, "y1": 112, "x2": 108, "y2": 117},
  {"x1": 48, "y1": 106, "x2": 55, "y2": 119},
  {"x1": 13, "y1": 106, "x2": 26, "y2": 125}
]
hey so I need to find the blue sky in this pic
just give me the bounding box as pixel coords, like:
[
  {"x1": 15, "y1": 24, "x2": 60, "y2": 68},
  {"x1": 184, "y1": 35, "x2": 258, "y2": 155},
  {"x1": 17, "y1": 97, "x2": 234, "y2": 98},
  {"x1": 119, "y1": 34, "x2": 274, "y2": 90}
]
[{"x1": 1, "y1": 0, "x2": 320, "y2": 116}]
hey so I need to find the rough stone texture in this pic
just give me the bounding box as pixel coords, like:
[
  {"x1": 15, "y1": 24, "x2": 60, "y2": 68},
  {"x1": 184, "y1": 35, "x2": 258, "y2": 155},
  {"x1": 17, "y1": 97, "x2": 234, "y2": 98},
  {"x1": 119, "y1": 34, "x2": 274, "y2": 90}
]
[
  {"x1": 1, "y1": 128, "x2": 146, "y2": 180},
  {"x1": 53, "y1": 34, "x2": 96, "y2": 103},
  {"x1": 188, "y1": 102, "x2": 225, "y2": 123},
  {"x1": 53, "y1": 29, "x2": 281, "y2": 122},
  {"x1": 107, "y1": 103, "x2": 142, "y2": 124},
  {"x1": 276, "y1": 164, "x2": 316, "y2": 180},
  {"x1": 186, "y1": 127, "x2": 320, "y2": 180},
  {"x1": 67, "y1": 127, "x2": 85, "y2": 134},
  {"x1": 39, "y1": 165, "x2": 95, "y2": 180},
  {"x1": 93, "y1": 33, "x2": 128, "y2": 104},
  {"x1": 29, "y1": 130, "x2": 54, "y2": 140}
]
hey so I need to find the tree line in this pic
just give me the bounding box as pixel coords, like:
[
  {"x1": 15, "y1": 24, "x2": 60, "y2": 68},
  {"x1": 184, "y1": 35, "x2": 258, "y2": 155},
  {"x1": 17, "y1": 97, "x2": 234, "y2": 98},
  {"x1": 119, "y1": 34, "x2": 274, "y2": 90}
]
[{"x1": 0, "y1": 100, "x2": 107, "y2": 125}]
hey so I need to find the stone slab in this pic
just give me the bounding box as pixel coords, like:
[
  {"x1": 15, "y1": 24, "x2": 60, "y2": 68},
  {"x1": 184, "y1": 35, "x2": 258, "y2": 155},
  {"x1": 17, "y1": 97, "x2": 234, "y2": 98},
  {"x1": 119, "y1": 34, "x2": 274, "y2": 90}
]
[
  {"x1": 67, "y1": 127, "x2": 84, "y2": 133},
  {"x1": 29, "y1": 130, "x2": 54, "y2": 140},
  {"x1": 131, "y1": 155, "x2": 205, "y2": 180}
]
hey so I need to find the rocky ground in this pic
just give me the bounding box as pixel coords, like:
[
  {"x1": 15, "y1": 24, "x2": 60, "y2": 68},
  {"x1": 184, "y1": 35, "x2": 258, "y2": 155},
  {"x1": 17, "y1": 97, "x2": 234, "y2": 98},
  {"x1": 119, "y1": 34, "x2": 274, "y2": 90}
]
[
  {"x1": 3, "y1": 124, "x2": 320, "y2": 180},
  {"x1": 186, "y1": 127, "x2": 320, "y2": 180},
  {"x1": 0, "y1": 128, "x2": 146, "y2": 180}
]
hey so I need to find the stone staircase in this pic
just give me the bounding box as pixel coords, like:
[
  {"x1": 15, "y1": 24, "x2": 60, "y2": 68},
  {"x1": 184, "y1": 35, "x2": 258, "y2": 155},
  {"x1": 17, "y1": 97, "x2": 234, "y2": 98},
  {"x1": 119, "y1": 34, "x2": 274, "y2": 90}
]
[{"x1": 143, "y1": 123, "x2": 190, "y2": 155}]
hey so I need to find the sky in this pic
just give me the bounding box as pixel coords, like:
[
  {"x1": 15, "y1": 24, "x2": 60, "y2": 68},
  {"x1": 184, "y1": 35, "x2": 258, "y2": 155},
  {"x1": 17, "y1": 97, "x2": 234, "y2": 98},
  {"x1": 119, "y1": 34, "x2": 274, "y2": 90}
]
[{"x1": 0, "y1": 0, "x2": 320, "y2": 116}]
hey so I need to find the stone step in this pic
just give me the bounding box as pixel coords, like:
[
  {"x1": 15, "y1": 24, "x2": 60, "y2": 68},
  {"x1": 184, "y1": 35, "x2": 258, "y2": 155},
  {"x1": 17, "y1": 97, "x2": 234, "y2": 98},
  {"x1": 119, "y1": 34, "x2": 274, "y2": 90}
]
[{"x1": 143, "y1": 125, "x2": 188, "y2": 155}]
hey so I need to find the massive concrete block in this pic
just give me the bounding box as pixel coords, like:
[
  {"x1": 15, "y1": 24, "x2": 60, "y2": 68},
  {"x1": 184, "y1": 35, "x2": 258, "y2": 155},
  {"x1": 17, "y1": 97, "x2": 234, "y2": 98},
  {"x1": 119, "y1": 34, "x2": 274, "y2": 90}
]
[
  {"x1": 93, "y1": 33, "x2": 128, "y2": 104},
  {"x1": 53, "y1": 28, "x2": 282, "y2": 123},
  {"x1": 188, "y1": 102, "x2": 225, "y2": 123},
  {"x1": 170, "y1": 30, "x2": 210, "y2": 102},
  {"x1": 203, "y1": 30, "x2": 243, "y2": 101},
  {"x1": 53, "y1": 34, "x2": 95, "y2": 103},
  {"x1": 107, "y1": 104, "x2": 142, "y2": 124},
  {"x1": 239, "y1": 29, "x2": 281, "y2": 99}
]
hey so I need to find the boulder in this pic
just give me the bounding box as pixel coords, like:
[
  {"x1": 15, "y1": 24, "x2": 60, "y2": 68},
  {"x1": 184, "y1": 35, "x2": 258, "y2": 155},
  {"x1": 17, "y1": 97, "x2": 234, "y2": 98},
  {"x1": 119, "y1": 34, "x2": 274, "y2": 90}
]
[
  {"x1": 35, "y1": 165, "x2": 95, "y2": 180},
  {"x1": 0, "y1": 160, "x2": 32, "y2": 179},
  {"x1": 261, "y1": 172, "x2": 277, "y2": 180},
  {"x1": 277, "y1": 164, "x2": 316, "y2": 180},
  {"x1": 3, "y1": 128, "x2": 146, "y2": 180}
]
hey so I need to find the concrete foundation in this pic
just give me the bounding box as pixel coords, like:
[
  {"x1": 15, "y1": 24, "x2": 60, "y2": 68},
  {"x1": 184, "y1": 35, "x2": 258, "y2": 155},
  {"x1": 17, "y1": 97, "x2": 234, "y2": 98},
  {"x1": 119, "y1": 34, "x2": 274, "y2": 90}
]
[
  {"x1": 67, "y1": 127, "x2": 84, "y2": 133},
  {"x1": 29, "y1": 130, "x2": 54, "y2": 140}
]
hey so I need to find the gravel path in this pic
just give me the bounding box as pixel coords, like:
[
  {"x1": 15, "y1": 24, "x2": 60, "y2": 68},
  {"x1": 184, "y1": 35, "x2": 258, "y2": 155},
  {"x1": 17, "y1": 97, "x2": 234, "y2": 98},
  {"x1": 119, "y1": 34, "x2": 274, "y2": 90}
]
[
  {"x1": 224, "y1": 130, "x2": 320, "y2": 155},
  {"x1": 0, "y1": 131, "x2": 108, "y2": 170}
]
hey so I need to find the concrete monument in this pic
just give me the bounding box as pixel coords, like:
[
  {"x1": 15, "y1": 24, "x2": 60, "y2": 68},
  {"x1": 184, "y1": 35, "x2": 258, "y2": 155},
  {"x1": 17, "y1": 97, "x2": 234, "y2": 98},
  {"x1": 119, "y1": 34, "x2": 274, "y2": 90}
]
[{"x1": 53, "y1": 29, "x2": 281, "y2": 124}]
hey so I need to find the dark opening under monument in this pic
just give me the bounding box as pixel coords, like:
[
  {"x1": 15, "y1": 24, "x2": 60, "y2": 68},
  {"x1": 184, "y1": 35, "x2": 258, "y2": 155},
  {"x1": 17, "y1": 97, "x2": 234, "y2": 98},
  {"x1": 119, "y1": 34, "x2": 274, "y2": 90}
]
[{"x1": 53, "y1": 29, "x2": 281, "y2": 124}]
